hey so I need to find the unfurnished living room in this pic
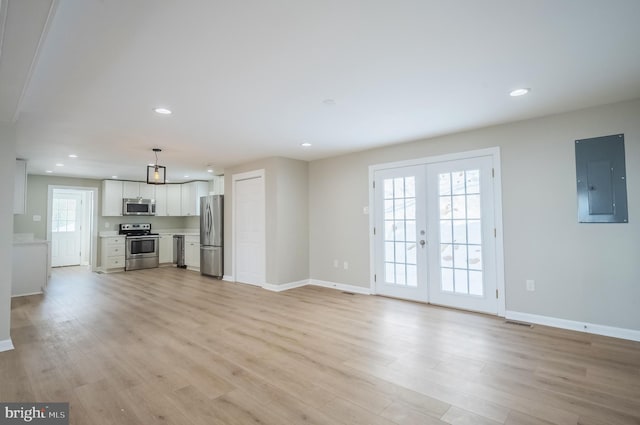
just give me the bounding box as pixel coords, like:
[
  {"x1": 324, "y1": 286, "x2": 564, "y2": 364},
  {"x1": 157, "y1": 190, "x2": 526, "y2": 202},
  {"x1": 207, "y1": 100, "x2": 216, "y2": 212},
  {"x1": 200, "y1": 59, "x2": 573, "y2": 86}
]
[{"x1": 1, "y1": 1, "x2": 640, "y2": 424}]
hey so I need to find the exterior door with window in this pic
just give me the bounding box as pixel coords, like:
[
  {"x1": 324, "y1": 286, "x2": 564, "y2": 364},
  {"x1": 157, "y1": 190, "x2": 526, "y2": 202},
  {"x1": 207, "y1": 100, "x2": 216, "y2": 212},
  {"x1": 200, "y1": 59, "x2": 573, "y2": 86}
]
[
  {"x1": 373, "y1": 154, "x2": 499, "y2": 315},
  {"x1": 374, "y1": 166, "x2": 428, "y2": 301},
  {"x1": 426, "y1": 156, "x2": 497, "y2": 314},
  {"x1": 51, "y1": 192, "x2": 83, "y2": 267}
]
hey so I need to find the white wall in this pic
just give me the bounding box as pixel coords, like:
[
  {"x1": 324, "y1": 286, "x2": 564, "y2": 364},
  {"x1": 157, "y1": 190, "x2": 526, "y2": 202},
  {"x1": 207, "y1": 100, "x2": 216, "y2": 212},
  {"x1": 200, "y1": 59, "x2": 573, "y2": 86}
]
[
  {"x1": 309, "y1": 99, "x2": 640, "y2": 331},
  {"x1": 0, "y1": 124, "x2": 16, "y2": 344},
  {"x1": 224, "y1": 157, "x2": 309, "y2": 285}
]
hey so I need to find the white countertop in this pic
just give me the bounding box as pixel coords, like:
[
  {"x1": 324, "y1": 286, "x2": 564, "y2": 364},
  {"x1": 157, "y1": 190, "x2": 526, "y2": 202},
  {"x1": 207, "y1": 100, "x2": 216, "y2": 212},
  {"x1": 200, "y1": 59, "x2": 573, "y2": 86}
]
[
  {"x1": 155, "y1": 228, "x2": 199, "y2": 235},
  {"x1": 99, "y1": 229, "x2": 199, "y2": 237}
]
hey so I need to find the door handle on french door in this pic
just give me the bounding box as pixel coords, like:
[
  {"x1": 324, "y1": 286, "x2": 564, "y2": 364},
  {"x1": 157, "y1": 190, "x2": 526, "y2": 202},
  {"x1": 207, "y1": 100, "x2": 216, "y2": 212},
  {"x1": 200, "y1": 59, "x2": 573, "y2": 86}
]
[{"x1": 420, "y1": 240, "x2": 426, "y2": 247}]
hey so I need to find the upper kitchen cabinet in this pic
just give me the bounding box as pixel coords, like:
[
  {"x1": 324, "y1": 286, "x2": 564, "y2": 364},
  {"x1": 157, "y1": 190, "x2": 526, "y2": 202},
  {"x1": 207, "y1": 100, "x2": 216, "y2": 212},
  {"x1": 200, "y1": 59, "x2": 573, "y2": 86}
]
[
  {"x1": 154, "y1": 184, "x2": 167, "y2": 216},
  {"x1": 123, "y1": 181, "x2": 140, "y2": 198},
  {"x1": 123, "y1": 181, "x2": 156, "y2": 200},
  {"x1": 102, "y1": 179, "x2": 209, "y2": 216},
  {"x1": 181, "y1": 181, "x2": 208, "y2": 216},
  {"x1": 14, "y1": 159, "x2": 27, "y2": 214},
  {"x1": 139, "y1": 183, "x2": 156, "y2": 200},
  {"x1": 166, "y1": 184, "x2": 182, "y2": 216},
  {"x1": 211, "y1": 175, "x2": 225, "y2": 195},
  {"x1": 102, "y1": 180, "x2": 123, "y2": 216}
]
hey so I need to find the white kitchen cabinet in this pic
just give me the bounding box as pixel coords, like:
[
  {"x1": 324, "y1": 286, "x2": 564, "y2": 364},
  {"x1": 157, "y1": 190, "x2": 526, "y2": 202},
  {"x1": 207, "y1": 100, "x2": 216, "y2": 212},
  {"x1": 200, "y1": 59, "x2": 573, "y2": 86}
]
[
  {"x1": 159, "y1": 234, "x2": 173, "y2": 264},
  {"x1": 139, "y1": 183, "x2": 155, "y2": 200},
  {"x1": 102, "y1": 179, "x2": 203, "y2": 217},
  {"x1": 211, "y1": 175, "x2": 224, "y2": 195},
  {"x1": 100, "y1": 236, "x2": 125, "y2": 272},
  {"x1": 14, "y1": 159, "x2": 27, "y2": 214},
  {"x1": 184, "y1": 235, "x2": 200, "y2": 270},
  {"x1": 122, "y1": 181, "x2": 140, "y2": 198},
  {"x1": 155, "y1": 185, "x2": 167, "y2": 216},
  {"x1": 12, "y1": 240, "x2": 49, "y2": 296},
  {"x1": 181, "y1": 181, "x2": 208, "y2": 216},
  {"x1": 102, "y1": 180, "x2": 123, "y2": 216},
  {"x1": 122, "y1": 181, "x2": 156, "y2": 199},
  {"x1": 122, "y1": 181, "x2": 155, "y2": 200},
  {"x1": 166, "y1": 184, "x2": 182, "y2": 216}
]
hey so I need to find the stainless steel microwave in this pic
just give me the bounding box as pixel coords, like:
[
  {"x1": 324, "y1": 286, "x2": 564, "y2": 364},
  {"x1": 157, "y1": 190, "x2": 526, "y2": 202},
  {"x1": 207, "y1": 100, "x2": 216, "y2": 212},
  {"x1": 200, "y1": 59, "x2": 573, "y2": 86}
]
[{"x1": 122, "y1": 198, "x2": 155, "y2": 216}]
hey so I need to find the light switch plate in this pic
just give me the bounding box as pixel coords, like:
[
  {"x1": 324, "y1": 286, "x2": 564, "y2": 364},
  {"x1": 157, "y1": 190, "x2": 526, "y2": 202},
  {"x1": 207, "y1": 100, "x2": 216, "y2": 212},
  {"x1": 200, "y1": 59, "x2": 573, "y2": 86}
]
[{"x1": 526, "y1": 280, "x2": 535, "y2": 291}]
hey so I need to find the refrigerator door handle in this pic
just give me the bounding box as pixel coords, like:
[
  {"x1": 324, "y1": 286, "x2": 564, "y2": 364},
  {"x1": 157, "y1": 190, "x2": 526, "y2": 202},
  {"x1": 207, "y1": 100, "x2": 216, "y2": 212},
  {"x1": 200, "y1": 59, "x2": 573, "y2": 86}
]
[{"x1": 207, "y1": 204, "x2": 213, "y2": 234}]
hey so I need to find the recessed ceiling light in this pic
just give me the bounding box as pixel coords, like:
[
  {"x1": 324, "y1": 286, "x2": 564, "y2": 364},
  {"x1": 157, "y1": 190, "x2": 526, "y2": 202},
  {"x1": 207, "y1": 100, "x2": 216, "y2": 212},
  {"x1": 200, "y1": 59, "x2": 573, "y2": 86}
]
[
  {"x1": 55, "y1": 163, "x2": 64, "y2": 167},
  {"x1": 207, "y1": 169, "x2": 214, "y2": 173},
  {"x1": 301, "y1": 142, "x2": 312, "y2": 147},
  {"x1": 46, "y1": 170, "x2": 53, "y2": 173},
  {"x1": 68, "y1": 154, "x2": 78, "y2": 158},
  {"x1": 153, "y1": 107, "x2": 172, "y2": 115},
  {"x1": 112, "y1": 175, "x2": 118, "y2": 179},
  {"x1": 148, "y1": 163, "x2": 155, "y2": 166},
  {"x1": 509, "y1": 88, "x2": 530, "y2": 97},
  {"x1": 184, "y1": 175, "x2": 189, "y2": 178}
]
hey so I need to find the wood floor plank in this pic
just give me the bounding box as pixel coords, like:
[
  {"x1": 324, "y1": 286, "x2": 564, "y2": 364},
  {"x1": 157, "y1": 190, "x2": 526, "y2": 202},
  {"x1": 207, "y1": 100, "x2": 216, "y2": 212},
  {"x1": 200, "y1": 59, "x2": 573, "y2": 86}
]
[
  {"x1": 2, "y1": 266, "x2": 639, "y2": 425},
  {"x1": 441, "y1": 406, "x2": 503, "y2": 425}
]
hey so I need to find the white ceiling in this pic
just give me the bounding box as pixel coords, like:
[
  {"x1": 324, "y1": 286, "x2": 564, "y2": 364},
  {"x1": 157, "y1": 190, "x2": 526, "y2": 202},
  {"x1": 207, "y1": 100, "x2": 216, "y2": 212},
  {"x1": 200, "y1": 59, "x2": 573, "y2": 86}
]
[{"x1": 3, "y1": 0, "x2": 640, "y2": 182}]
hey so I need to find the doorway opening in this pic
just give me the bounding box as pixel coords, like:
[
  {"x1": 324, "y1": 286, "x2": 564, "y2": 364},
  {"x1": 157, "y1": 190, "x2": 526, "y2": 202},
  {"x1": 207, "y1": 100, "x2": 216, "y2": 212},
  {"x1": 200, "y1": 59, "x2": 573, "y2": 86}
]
[{"x1": 47, "y1": 186, "x2": 98, "y2": 270}]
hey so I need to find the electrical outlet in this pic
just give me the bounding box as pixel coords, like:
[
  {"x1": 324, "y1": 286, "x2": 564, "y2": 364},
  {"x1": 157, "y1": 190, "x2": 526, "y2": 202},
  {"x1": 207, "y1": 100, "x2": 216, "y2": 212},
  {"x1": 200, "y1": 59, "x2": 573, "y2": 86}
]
[
  {"x1": 362, "y1": 206, "x2": 369, "y2": 215},
  {"x1": 105, "y1": 222, "x2": 110, "y2": 229},
  {"x1": 526, "y1": 280, "x2": 535, "y2": 291},
  {"x1": 32, "y1": 215, "x2": 41, "y2": 222},
  {"x1": 343, "y1": 261, "x2": 349, "y2": 270},
  {"x1": 333, "y1": 259, "x2": 339, "y2": 268}
]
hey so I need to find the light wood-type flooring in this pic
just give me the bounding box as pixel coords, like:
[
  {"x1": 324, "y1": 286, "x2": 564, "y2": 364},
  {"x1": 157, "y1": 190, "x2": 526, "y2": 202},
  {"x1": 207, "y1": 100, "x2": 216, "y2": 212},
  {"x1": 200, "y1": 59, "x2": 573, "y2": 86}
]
[{"x1": 2, "y1": 266, "x2": 640, "y2": 425}]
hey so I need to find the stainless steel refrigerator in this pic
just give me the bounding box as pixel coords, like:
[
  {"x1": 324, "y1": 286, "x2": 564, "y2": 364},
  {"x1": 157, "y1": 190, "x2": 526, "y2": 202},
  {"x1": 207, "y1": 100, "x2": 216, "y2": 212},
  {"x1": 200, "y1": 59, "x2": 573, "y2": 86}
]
[{"x1": 200, "y1": 195, "x2": 223, "y2": 278}]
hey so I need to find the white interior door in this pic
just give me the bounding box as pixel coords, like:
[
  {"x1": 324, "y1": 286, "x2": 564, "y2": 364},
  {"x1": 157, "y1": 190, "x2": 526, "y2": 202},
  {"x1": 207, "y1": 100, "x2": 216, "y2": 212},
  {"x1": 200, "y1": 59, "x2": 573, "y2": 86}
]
[
  {"x1": 51, "y1": 192, "x2": 83, "y2": 267},
  {"x1": 426, "y1": 156, "x2": 498, "y2": 314},
  {"x1": 373, "y1": 153, "x2": 500, "y2": 314},
  {"x1": 234, "y1": 174, "x2": 265, "y2": 286},
  {"x1": 374, "y1": 166, "x2": 428, "y2": 301}
]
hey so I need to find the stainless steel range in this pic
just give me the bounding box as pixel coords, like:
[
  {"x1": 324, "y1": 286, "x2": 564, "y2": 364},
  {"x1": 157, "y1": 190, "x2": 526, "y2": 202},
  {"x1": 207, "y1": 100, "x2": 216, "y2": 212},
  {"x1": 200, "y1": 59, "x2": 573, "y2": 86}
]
[{"x1": 119, "y1": 223, "x2": 159, "y2": 271}]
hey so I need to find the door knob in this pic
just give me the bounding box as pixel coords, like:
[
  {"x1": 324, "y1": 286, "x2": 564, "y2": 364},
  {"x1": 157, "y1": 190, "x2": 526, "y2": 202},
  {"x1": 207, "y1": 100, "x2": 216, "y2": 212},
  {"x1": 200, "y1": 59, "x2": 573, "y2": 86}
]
[{"x1": 420, "y1": 240, "x2": 426, "y2": 247}]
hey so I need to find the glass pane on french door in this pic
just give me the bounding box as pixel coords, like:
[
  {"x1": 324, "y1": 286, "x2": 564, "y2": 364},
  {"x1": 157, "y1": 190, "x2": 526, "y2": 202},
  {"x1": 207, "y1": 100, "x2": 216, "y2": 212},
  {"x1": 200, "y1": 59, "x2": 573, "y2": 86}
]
[
  {"x1": 374, "y1": 166, "x2": 428, "y2": 302},
  {"x1": 427, "y1": 156, "x2": 498, "y2": 314}
]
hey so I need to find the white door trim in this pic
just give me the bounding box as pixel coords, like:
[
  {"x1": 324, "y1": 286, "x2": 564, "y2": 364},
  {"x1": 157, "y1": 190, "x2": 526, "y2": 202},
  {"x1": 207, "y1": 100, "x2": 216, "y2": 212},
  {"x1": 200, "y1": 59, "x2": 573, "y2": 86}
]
[
  {"x1": 47, "y1": 186, "x2": 99, "y2": 272},
  {"x1": 368, "y1": 147, "x2": 506, "y2": 317},
  {"x1": 231, "y1": 169, "x2": 266, "y2": 286}
]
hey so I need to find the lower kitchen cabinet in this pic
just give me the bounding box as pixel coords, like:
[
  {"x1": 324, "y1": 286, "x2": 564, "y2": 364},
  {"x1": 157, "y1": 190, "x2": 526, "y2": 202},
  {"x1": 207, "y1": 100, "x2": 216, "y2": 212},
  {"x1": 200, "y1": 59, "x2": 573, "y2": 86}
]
[
  {"x1": 159, "y1": 234, "x2": 173, "y2": 264},
  {"x1": 12, "y1": 241, "x2": 49, "y2": 296},
  {"x1": 101, "y1": 236, "x2": 126, "y2": 272},
  {"x1": 184, "y1": 235, "x2": 200, "y2": 270}
]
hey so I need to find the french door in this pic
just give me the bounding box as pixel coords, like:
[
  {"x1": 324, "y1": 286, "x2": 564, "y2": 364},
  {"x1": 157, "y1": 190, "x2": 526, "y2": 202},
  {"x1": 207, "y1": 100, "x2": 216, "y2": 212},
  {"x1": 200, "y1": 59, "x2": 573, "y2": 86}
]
[{"x1": 373, "y1": 154, "x2": 499, "y2": 314}]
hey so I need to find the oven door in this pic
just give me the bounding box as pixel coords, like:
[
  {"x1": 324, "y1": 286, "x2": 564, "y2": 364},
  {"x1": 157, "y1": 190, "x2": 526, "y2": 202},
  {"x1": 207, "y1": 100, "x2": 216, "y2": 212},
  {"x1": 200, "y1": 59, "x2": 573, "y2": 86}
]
[{"x1": 125, "y1": 236, "x2": 159, "y2": 270}]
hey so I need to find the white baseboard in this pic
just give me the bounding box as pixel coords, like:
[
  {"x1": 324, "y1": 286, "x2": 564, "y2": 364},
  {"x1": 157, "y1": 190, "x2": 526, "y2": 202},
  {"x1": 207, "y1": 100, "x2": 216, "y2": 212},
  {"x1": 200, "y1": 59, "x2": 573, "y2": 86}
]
[
  {"x1": 262, "y1": 279, "x2": 309, "y2": 292},
  {"x1": 222, "y1": 275, "x2": 234, "y2": 282},
  {"x1": 505, "y1": 310, "x2": 640, "y2": 342},
  {"x1": 309, "y1": 279, "x2": 371, "y2": 295},
  {"x1": 0, "y1": 339, "x2": 14, "y2": 352}
]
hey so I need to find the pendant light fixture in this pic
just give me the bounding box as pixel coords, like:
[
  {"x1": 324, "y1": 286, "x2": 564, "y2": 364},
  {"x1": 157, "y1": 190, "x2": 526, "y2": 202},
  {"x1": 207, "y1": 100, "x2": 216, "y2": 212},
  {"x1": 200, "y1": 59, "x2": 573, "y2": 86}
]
[{"x1": 147, "y1": 148, "x2": 166, "y2": 185}]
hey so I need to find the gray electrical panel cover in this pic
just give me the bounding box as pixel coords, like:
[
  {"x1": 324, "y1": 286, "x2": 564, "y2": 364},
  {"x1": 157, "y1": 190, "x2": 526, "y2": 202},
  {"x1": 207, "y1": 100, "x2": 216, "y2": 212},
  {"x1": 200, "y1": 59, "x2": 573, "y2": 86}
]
[{"x1": 575, "y1": 134, "x2": 628, "y2": 223}]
